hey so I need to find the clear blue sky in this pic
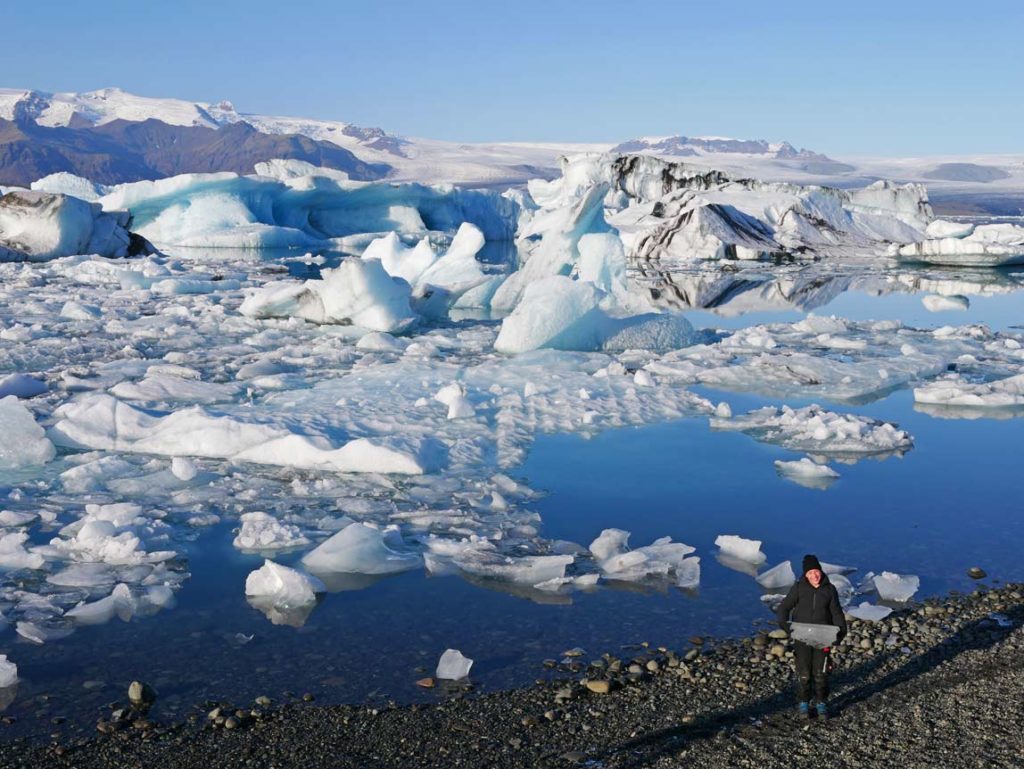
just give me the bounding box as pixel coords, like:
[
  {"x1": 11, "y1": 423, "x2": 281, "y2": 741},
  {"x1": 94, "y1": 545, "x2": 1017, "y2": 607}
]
[{"x1": 4, "y1": 0, "x2": 1022, "y2": 156}]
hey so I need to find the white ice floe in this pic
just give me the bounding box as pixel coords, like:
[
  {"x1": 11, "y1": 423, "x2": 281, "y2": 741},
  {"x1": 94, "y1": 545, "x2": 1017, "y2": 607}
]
[
  {"x1": 897, "y1": 222, "x2": 1024, "y2": 267},
  {"x1": 755, "y1": 560, "x2": 796, "y2": 590},
  {"x1": 65, "y1": 583, "x2": 136, "y2": 625},
  {"x1": 110, "y1": 373, "x2": 242, "y2": 405},
  {"x1": 0, "y1": 396, "x2": 56, "y2": 469},
  {"x1": 49, "y1": 394, "x2": 430, "y2": 475},
  {"x1": 922, "y1": 294, "x2": 969, "y2": 312},
  {"x1": 846, "y1": 602, "x2": 893, "y2": 622},
  {"x1": 436, "y1": 648, "x2": 473, "y2": 680},
  {"x1": 240, "y1": 257, "x2": 417, "y2": 333},
  {"x1": 0, "y1": 532, "x2": 45, "y2": 571},
  {"x1": 872, "y1": 571, "x2": 920, "y2": 602},
  {"x1": 914, "y1": 373, "x2": 1024, "y2": 410},
  {"x1": 245, "y1": 560, "x2": 323, "y2": 607},
  {"x1": 714, "y1": 534, "x2": 767, "y2": 566},
  {"x1": 233, "y1": 512, "x2": 310, "y2": 552},
  {"x1": 0, "y1": 190, "x2": 145, "y2": 261},
  {"x1": 0, "y1": 655, "x2": 17, "y2": 688},
  {"x1": 712, "y1": 404, "x2": 913, "y2": 457},
  {"x1": 774, "y1": 458, "x2": 840, "y2": 490},
  {"x1": 589, "y1": 528, "x2": 699, "y2": 585},
  {"x1": 301, "y1": 522, "x2": 422, "y2": 575}
]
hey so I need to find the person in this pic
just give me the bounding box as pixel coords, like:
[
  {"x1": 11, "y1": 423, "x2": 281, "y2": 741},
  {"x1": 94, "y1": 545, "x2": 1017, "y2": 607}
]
[{"x1": 775, "y1": 554, "x2": 847, "y2": 719}]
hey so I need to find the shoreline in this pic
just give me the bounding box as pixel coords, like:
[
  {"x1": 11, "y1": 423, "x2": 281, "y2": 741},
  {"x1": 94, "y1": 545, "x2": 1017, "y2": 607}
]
[{"x1": 2, "y1": 582, "x2": 1022, "y2": 768}]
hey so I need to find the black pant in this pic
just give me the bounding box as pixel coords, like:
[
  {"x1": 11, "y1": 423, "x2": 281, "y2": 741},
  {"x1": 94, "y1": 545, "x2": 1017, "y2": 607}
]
[{"x1": 794, "y1": 641, "x2": 829, "y2": 702}]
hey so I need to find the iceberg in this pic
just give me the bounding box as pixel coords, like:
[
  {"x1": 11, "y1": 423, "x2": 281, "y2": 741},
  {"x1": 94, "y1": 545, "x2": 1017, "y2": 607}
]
[
  {"x1": 897, "y1": 222, "x2": 1024, "y2": 267},
  {"x1": 0, "y1": 190, "x2": 150, "y2": 261},
  {"x1": 301, "y1": 522, "x2": 422, "y2": 575},
  {"x1": 0, "y1": 396, "x2": 56, "y2": 469},
  {"x1": 436, "y1": 648, "x2": 473, "y2": 680},
  {"x1": 240, "y1": 257, "x2": 417, "y2": 333}
]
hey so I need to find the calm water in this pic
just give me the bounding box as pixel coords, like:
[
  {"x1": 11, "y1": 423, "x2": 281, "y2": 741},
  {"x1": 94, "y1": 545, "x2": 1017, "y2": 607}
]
[{"x1": 3, "y1": 269, "x2": 1024, "y2": 740}]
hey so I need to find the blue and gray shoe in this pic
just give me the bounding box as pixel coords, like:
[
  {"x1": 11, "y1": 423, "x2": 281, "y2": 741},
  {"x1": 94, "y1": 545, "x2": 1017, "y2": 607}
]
[
  {"x1": 816, "y1": 702, "x2": 829, "y2": 720},
  {"x1": 798, "y1": 701, "x2": 810, "y2": 718}
]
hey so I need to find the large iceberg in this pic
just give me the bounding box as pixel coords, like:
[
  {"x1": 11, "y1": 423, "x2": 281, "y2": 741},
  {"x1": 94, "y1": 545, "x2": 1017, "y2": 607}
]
[{"x1": 0, "y1": 190, "x2": 150, "y2": 261}]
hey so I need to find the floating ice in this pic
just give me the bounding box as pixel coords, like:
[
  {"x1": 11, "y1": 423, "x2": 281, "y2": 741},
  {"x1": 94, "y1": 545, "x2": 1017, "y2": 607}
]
[
  {"x1": 873, "y1": 571, "x2": 920, "y2": 602},
  {"x1": 914, "y1": 373, "x2": 1024, "y2": 410},
  {"x1": 49, "y1": 394, "x2": 430, "y2": 475},
  {"x1": 846, "y1": 602, "x2": 893, "y2": 622},
  {"x1": 66, "y1": 583, "x2": 136, "y2": 625},
  {"x1": 301, "y1": 522, "x2": 422, "y2": 575},
  {"x1": 774, "y1": 458, "x2": 840, "y2": 490},
  {"x1": 446, "y1": 550, "x2": 574, "y2": 586},
  {"x1": 589, "y1": 529, "x2": 698, "y2": 584},
  {"x1": 240, "y1": 258, "x2": 417, "y2": 333},
  {"x1": 245, "y1": 560, "x2": 323, "y2": 607},
  {"x1": 712, "y1": 404, "x2": 913, "y2": 457},
  {"x1": 922, "y1": 294, "x2": 969, "y2": 312},
  {"x1": 714, "y1": 534, "x2": 766, "y2": 566},
  {"x1": 897, "y1": 222, "x2": 1024, "y2": 267},
  {"x1": 0, "y1": 532, "x2": 45, "y2": 571},
  {"x1": 756, "y1": 560, "x2": 796, "y2": 590},
  {"x1": 0, "y1": 396, "x2": 56, "y2": 469},
  {"x1": 436, "y1": 648, "x2": 473, "y2": 680},
  {"x1": 233, "y1": 512, "x2": 310, "y2": 552},
  {"x1": 0, "y1": 655, "x2": 17, "y2": 688},
  {"x1": 0, "y1": 190, "x2": 147, "y2": 261}
]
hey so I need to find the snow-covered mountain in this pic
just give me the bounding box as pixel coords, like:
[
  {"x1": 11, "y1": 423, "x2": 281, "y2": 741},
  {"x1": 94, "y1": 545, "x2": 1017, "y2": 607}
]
[{"x1": 2, "y1": 87, "x2": 1024, "y2": 212}]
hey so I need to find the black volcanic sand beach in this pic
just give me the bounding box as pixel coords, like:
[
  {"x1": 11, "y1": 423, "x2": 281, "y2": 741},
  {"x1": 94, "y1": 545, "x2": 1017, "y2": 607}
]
[{"x1": 2, "y1": 583, "x2": 1022, "y2": 769}]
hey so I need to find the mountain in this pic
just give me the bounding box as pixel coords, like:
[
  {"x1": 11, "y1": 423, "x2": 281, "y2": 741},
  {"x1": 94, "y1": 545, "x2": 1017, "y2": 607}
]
[{"x1": 610, "y1": 135, "x2": 856, "y2": 175}]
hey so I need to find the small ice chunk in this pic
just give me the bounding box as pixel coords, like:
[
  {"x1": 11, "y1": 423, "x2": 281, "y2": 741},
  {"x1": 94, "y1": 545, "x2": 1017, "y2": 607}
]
[
  {"x1": 356, "y1": 331, "x2": 406, "y2": 353},
  {"x1": 0, "y1": 396, "x2": 56, "y2": 468},
  {"x1": 756, "y1": 560, "x2": 796, "y2": 590},
  {"x1": 922, "y1": 294, "x2": 969, "y2": 313},
  {"x1": 633, "y1": 370, "x2": 654, "y2": 387},
  {"x1": 774, "y1": 457, "x2": 839, "y2": 490},
  {"x1": 873, "y1": 571, "x2": 920, "y2": 602},
  {"x1": 301, "y1": 522, "x2": 422, "y2": 575},
  {"x1": 66, "y1": 583, "x2": 136, "y2": 626},
  {"x1": 714, "y1": 402, "x2": 732, "y2": 418},
  {"x1": 589, "y1": 529, "x2": 631, "y2": 562},
  {"x1": 714, "y1": 534, "x2": 767, "y2": 566},
  {"x1": 0, "y1": 655, "x2": 17, "y2": 688},
  {"x1": 245, "y1": 560, "x2": 323, "y2": 608},
  {"x1": 436, "y1": 648, "x2": 473, "y2": 680},
  {"x1": 233, "y1": 511, "x2": 309, "y2": 552},
  {"x1": 60, "y1": 301, "x2": 102, "y2": 320},
  {"x1": 170, "y1": 456, "x2": 198, "y2": 481},
  {"x1": 0, "y1": 532, "x2": 45, "y2": 571},
  {"x1": 675, "y1": 556, "x2": 701, "y2": 589},
  {"x1": 846, "y1": 601, "x2": 893, "y2": 622}
]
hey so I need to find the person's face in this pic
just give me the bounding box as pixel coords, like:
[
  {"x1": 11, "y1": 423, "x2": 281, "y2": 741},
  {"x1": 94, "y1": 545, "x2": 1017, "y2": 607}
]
[{"x1": 806, "y1": 568, "x2": 823, "y2": 587}]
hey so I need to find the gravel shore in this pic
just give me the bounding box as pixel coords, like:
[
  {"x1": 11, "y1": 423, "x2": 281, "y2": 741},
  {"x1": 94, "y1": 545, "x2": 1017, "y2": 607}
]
[{"x1": 2, "y1": 583, "x2": 1022, "y2": 769}]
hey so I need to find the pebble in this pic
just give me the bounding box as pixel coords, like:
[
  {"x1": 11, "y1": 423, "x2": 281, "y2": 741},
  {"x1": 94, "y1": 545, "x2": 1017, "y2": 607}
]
[
  {"x1": 968, "y1": 567, "x2": 987, "y2": 580},
  {"x1": 585, "y1": 680, "x2": 611, "y2": 694},
  {"x1": 416, "y1": 677, "x2": 436, "y2": 689},
  {"x1": 128, "y1": 681, "x2": 156, "y2": 707},
  {"x1": 768, "y1": 629, "x2": 788, "y2": 640}
]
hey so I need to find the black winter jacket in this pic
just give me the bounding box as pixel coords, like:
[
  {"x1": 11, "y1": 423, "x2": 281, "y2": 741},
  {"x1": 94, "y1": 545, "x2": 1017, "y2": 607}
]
[{"x1": 775, "y1": 576, "x2": 848, "y2": 642}]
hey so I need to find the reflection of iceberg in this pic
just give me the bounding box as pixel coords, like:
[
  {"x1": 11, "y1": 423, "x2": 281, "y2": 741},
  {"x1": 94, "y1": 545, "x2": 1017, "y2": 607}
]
[
  {"x1": 245, "y1": 595, "x2": 319, "y2": 628},
  {"x1": 774, "y1": 457, "x2": 839, "y2": 490}
]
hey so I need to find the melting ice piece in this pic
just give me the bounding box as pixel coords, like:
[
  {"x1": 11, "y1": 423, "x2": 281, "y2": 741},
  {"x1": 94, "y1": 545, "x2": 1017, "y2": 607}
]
[
  {"x1": 452, "y1": 551, "x2": 573, "y2": 585},
  {"x1": 873, "y1": 571, "x2": 920, "y2": 602},
  {"x1": 588, "y1": 529, "x2": 697, "y2": 583},
  {"x1": 301, "y1": 523, "x2": 422, "y2": 575},
  {"x1": 774, "y1": 457, "x2": 840, "y2": 490},
  {"x1": 245, "y1": 560, "x2": 323, "y2": 608},
  {"x1": 790, "y1": 622, "x2": 839, "y2": 649},
  {"x1": 434, "y1": 383, "x2": 475, "y2": 420},
  {"x1": 0, "y1": 655, "x2": 16, "y2": 688},
  {"x1": 436, "y1": 648, "x2": 473, "y2": 680},
  {"x1": 233, "y1": 512, "x2": 310, "y2": 552},
  {"x1": 714, "y1": 534, "x2": 767, "y2": 566},
  {"x1": 16, "y1": 620, "x2": 74, "y2": 645},
  {"x1": 676, "y1": 557, "x2": 701, "y2": 590},
  {"x1": 66, "y1": 583, "x2": 136, "y2": 626},
  {"x1": 0, "y1": 532, "x2": 45, "y2": 571},
  {"x1": 756, "y1": 560, "x2": 796, "y2": 590},
  {"x1": 0, "y1": 396, "x2": 56, "y2": 469},
  {"x1": 846, "y1": 602, "x2": 893, "y2": 622},
  {"x1": 712, "y1": 404, "x2": 913, "y2": 457},
  {"x1": 914, "y1": 373, "x2": 1024, "y2": 409},
  {"x1": 922, "y1": 294, "x2": 969, "y2": 312}
]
